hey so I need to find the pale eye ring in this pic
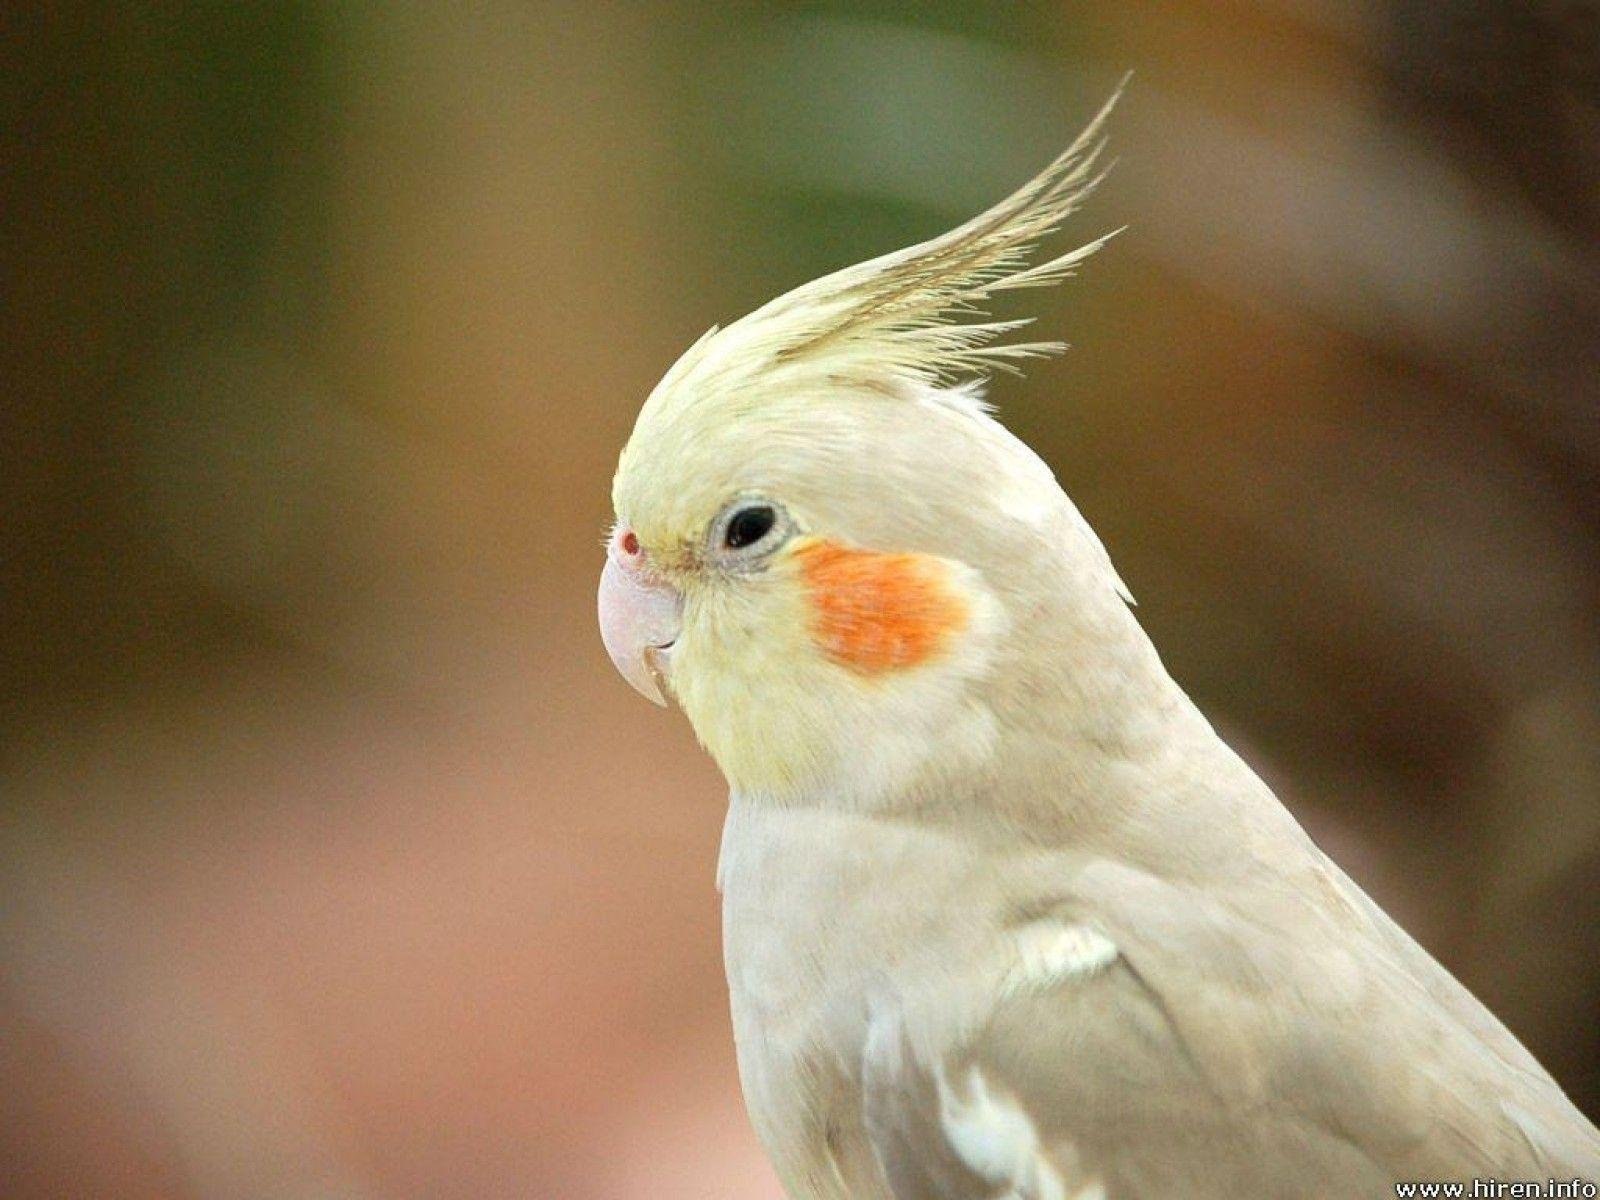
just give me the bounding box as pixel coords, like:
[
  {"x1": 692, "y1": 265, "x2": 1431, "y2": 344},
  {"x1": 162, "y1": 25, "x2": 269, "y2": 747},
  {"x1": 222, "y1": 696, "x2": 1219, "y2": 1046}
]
[{"x1": 710, "y1": 497, "x2": 793, "y2": 565}]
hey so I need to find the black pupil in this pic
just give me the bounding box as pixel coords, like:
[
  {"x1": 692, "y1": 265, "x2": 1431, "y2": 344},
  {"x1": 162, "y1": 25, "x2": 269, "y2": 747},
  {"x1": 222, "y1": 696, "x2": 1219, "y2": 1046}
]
[{"x1": 725, "y1": 505, "x2": 776, "y2": 549}]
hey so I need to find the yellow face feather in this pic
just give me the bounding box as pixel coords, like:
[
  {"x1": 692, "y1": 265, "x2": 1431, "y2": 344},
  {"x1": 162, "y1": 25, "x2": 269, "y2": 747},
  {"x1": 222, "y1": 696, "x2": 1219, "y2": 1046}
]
[{"x1": 663, "y1": 534, "x2": 1001, "y2": 800}]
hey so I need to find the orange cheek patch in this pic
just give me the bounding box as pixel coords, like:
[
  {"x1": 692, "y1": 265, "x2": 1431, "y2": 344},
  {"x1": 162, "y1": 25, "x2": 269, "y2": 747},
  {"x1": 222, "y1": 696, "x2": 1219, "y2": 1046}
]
[{"x1": 793, "y1": 539, "x2": 971, "y2": 674}]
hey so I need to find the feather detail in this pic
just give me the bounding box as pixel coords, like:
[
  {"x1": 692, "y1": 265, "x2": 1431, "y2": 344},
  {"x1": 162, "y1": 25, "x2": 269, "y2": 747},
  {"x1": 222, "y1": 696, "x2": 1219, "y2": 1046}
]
[{"x1": 656, "y1": 77, "x2": 1127, "y2": 407}]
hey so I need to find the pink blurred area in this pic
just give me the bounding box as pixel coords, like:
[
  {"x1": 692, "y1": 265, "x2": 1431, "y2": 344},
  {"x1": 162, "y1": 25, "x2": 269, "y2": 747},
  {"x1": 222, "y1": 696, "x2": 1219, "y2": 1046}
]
[{"x1": 4, "y1": 3, "x2": 1597, "y2": 1196}]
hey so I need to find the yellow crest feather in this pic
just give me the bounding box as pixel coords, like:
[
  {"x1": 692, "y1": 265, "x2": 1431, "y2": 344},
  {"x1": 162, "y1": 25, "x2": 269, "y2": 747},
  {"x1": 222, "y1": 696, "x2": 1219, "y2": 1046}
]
[
  {"x1": 614, "y1": 82, "x2": 1126, "y2": 539},
  {"x1": 663, "y1": 79, "x2": 1125, "y2": 403}
]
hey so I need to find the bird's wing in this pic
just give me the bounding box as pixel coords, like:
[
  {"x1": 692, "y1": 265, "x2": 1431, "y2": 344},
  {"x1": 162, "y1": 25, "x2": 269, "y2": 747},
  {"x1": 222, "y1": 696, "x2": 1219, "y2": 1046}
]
[{"x1": 861, "y1": 856, "x2": 1600, "y2": 1199}]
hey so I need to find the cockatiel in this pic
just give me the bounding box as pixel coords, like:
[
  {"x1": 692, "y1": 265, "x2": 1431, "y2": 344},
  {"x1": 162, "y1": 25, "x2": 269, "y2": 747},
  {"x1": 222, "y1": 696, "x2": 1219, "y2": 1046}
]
[{"x1": 597, "y1": 92, "x2": 1600, "y2": 1199}]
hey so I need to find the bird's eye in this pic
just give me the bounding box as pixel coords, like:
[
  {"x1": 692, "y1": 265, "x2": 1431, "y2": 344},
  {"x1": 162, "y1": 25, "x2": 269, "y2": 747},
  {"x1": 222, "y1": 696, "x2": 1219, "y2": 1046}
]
[{"x1": 724, "y1": 504, "x2": 776, "y2": 549}]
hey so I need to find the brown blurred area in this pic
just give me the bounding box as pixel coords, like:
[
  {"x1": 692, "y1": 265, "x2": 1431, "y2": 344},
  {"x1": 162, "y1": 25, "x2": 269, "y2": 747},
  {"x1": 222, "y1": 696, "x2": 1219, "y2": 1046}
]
[{"x1": 3, "y1": 3, "x2": 1597, "y2": 1196}]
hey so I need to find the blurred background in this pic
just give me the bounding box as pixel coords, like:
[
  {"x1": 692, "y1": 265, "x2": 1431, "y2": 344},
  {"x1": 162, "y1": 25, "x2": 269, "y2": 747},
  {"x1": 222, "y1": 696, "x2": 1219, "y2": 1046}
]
[{"x1": 4, "y1": 2, "x2": 1598, "y2": 1196}]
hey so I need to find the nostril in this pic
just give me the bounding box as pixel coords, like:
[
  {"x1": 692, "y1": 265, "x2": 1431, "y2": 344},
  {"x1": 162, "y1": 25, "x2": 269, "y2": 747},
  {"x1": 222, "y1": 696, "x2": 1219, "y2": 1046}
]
[{"x1": 620, "y1": 529, "x2": 640, "y2": 557}]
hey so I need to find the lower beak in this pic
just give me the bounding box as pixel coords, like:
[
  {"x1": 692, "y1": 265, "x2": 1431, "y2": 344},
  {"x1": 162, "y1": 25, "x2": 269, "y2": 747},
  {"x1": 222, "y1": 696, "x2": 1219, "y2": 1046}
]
[{"x1": 598, "y1": 554, "x2": 682, "y2": 707}]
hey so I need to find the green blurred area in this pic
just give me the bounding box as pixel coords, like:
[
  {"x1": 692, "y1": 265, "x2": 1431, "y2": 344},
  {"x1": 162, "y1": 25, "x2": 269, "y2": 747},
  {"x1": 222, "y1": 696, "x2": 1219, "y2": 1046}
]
[{"x1": 4, "y1": 4, "x2": 1598, "y2": 1197}]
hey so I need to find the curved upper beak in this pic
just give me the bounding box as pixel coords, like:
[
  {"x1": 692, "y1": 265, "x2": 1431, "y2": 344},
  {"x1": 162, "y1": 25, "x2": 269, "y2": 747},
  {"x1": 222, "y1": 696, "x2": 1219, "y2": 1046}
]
[{"x1": 598, "y1": 552, "x2": 682, "y2": 707}]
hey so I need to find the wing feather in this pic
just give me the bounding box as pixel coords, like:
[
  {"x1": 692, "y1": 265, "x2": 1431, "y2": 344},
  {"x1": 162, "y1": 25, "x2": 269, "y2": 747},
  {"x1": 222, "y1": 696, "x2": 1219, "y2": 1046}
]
[{"x1": 862, "y1": 857, "x2": 1600, "y2": 1198}]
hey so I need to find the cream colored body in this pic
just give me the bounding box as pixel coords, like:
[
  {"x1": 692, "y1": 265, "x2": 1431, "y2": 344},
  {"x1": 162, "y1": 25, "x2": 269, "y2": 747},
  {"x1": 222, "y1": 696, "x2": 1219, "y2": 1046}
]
[
  {"x1": 602, "y1": 94, "x2": 1600, "y2": 1197},
  {"x1": 719, "y1": 668, "x2": 1600, "y2": 1196},
  {"x1": 721, "y1": 800, "x2": 952, "y2": 1199},
  {"x1": 709, "y1": 440, "x2": 1600, "y2": 1195}
]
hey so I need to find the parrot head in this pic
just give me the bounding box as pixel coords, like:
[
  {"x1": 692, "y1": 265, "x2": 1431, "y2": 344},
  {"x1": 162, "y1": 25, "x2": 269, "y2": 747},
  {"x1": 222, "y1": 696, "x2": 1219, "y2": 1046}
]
[{"x1": 600, "y1": 92, "x2": 1138, "y2": 805}]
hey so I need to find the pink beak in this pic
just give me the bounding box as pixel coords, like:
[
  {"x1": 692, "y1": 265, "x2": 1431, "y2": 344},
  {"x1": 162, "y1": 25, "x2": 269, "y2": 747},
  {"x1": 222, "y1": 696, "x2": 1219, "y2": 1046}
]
[{"x1": 598, "y1": 534, "x2": 682, "y2": 707}]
